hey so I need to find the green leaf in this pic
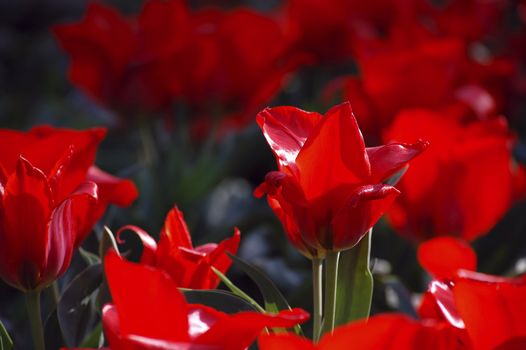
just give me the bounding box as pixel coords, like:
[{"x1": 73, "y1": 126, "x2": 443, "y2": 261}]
[
  {"x1": 228, "y1": 254, "x2": 303, "y2": 335},
  {"x1": 79, "y1": 322, "x2": 104, "y2": 348},
  {"x1": 58, "y1": 264, "x2": 103, "y2": 347},
  {"x1": 79, "y1": 247, "x2": 101, "y2": 266},
  {"x1": 183, "y1": 289, "x2": 259, "y2": 314},
  {"x1": 0, "y1": 319, "x2": 13, "y2": 350},
  {"x1": 334, "y1": 229, "x2": 373, "y2": 326},
  {"x1": 212, "y1": 267, "x2": 265, "y2": 313}
]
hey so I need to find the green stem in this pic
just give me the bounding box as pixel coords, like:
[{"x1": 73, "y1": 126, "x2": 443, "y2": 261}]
[
  {"x1": 25, "y1": 290, "x2": 46, "y2": 350},
  {"x1": 322, "y1": 251, "x2": 340, "y2": 335},
  {"x1": 312, "y1": 257, "x2": 323, "y2": 342}
]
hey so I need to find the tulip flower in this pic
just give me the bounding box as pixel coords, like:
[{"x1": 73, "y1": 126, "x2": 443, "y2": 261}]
[
  {"x1": 80, "y1": 250, "x2": 309, "y2": 350},
  {"x1": 0, "y1": 126, "x2": 137, "y2": 291},
  {"x1": 384, "y1": 110, "x2": 526, "y2": 241},
  {"x1": 259, "y1": 314, "x2": 461, "y2": 350},
  {"x1": 117, "y1": 205, "x2": 240, "y2": 289},
  {"x1": 0, "y1": 126, "x2": 137, "y2": 350},
  {"x1": 418, "y1": 237, "x2": 526, "y2": 350},
  {"x1": 254, "y1": 102, "x2": 427, "y2": 258},
  {"x1": 52, "y1": 1, "x2": 189, "y2": 114}
]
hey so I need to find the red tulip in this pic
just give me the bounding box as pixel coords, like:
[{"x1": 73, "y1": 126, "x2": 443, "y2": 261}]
[
  {"x1": 53, "y1": 1, "x2": 190, "y2": 114},
  {"x1": 254, "y1": 102, "x2": 427, "y2": 258},
  {"x1": 418, "y1": 237, "x2": 526, "y2": 350},
  {"x1": 117, "y1": 205, "x2": 239, "y2": 289},
  {"x1": 384, "y1": 109, "x2": 525, "y2": 241},
  {"x1": 0, "y1": 126, "x2": 137, "y2": 291},
  {"x1": 259, "y1": 313, "x2": 461, "y2": 350},
  {"x1": 97, "y1": 250, "x2": 309, "y2": 350}
]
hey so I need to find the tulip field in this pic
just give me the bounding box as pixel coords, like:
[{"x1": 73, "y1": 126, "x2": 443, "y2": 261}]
[{"x1": 1, "y1": 0, "x2": 526, "y2": 349}]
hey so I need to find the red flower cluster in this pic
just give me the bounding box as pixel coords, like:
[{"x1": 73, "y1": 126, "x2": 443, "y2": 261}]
[
  {"x1": 255, "y1": 102, "x2": 427, "y2": 257},
  {"x1": 53, "y1": 0, "x2": 301, "y2": 130},
  {"x1": 117, "y1": 205, "x2": 240, "y2": 289},
  {"x1": 0, "y1": 126, "x2": 137, "y2": 291},
  {"x1": 317, "y1": 0, "x2": 525, "y2": 241}
]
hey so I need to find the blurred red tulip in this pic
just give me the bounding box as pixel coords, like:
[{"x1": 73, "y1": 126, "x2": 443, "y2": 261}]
[
  {"x1": 53, "y1": 1, "x2": 190, "y2": 114},
  {"x1": 384, "y1": 109, "x2": 525, "y2": 241},
  {"x1": 53, "y1": 1, "x2": 301, "y2": 132},
  {"x1": 117, "y1": 205, "x2": 239, "y2": 289},
  {"x1": 0, "y1": 126, "x2": 137, "y2": 291},
  {"x1": 97, "y1": 250, "x2": 308, "y2": 350},
  {"x1": 254, "y1": 102, "x2": 427, "y2": 258},
  {"x1": 418, "y1": 237, "x2": 526, "y2": 350},
  {"x1": 259, "y1": 313, "x2": 461, "y2": 350}
]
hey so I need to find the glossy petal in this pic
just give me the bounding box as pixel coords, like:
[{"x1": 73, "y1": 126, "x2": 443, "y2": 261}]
[
  {"x1": 194, "y1": 308, "x2": 309, "y2": 350},
  {"x1": 104, "y1": 251, "x2": 190, "y2": 344},
  {"x1": 418, "y1": 237, "x2": 477, "y2": 279},
  {"x1": 295, "y1": 102, "x2": 371, "y2": 200},
  {"x1": 366, "y1": 140, "x2": 429, "y2": 183},
  {"x1": 454, "y1": 279, "x2": 526, "y2": 350},
  {"x1": 256, "y1": 106, "x2": 323, "y2": 168}
]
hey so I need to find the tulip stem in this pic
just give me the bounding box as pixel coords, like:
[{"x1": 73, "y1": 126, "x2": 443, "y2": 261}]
[
  {"x1": 25, "y1": 290, "x2": 46, "y2": 350},
  {"x1": 312, "y1": 257, "x2": 323, "y2": 342},
  {"x1": 322, "y1": 251, "x2": 340, "y2": 335}
]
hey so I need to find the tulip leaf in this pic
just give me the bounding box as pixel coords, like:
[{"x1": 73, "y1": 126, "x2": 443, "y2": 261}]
[
  {"x1": 227, "y1": 254, "x2": 303, "y2": 335},
  {"x1": 183, "y1": 289, "x2": 259, "y2": 314},
  {"x1": 78, "y1": 322, "x2": 104, "y2": 348},
  {"x1": 79, "y1": 247, "x2": 101, "y2": 266},
  {"x1": 334, "y1": 229, "x2": 373, "y2": 326},
  {"x1": 58, "y1": 263, "x2": 103, "y2": 347},
  {"x1": 0, "y1": 319, "x2": 13, "y2": 350},
  {"x1": 44, "y1": 307, "x2": 65, "y2": 350},
  {"x1": 212, "y1": 267, "x2": 266, "y2": 313}
]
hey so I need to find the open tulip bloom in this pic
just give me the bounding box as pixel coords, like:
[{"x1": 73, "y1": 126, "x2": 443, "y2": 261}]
[
  {"x1": 254, "y1": 101, "x2": 427, "y2": 338},
  {"x1": 116, "y1": 205, "x2": 240, "y2": 289}
]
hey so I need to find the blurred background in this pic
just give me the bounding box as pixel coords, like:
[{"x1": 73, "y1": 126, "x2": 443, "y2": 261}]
[{"x1": 1, "y1": 0, "x2": 526, "y2": 348}]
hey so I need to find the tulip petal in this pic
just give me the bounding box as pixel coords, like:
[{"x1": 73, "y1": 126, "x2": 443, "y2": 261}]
[
  {"x1": 258, "y1": 333, "x2": 316, "y2": 350},
  {"x1": 366, "y1": 140, "x2": 428, "y2": 183},
  {"x1": 159, "y1": 206, "x2": 193, "y2": 250},
  {"x1": 27, "y1": 126, "x2": 106, "y2": 203},
  {"x1": 87, "y1": 166, "x2": 138, "y2": 207},
  {"x1": 330, "y1": 184, "x2": 399, "y2": 250},
  {"x1": 194, "y1": 308, "x2": 309, "y2": 350},
  {"x1": 0, "y1": 157, "x2": 53, "y2": 290},
  {"x1": 296, "y1": 102, "x2": 371, "y2": 200},
  {"x1": 454, "y1": 279, "x2": 526, "y2": 350},
  {"x1": 44, "y1": 181, "x2": 98, "y2": 283},
  {"x1": 257, "y1": 106, "x2": 322, "y2": 168},
  {"x1": 318, "y1": 314, "x2": 459, "y2": 350},
  {"x1": 104, "y1": 251, "x2": 190, "y2": 343},
  {"x1": 189, "y1": 228, "x2": 240, "y2": 289},
  {"x1": 417, "y1": 237, "x2": 477, "y2": 279},
  {"x1": 116, "y1": 225, "x2": 158, "y2": 265}
]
